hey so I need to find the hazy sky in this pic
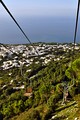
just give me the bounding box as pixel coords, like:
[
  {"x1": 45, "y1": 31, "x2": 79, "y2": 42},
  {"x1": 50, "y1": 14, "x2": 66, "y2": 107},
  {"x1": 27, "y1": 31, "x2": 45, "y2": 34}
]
[
  {"x1": 0, "y1": 0, "x2": 79, "y2": 44},
  {"x1": 0, "y1": 0, "x2": 77, "y2": 17}
]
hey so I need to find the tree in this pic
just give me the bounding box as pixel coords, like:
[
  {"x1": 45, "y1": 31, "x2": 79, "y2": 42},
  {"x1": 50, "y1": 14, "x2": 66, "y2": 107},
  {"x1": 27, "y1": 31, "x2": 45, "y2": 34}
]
[{"x1": 65, "y1": 58, "x2": 80, "y2": 94}]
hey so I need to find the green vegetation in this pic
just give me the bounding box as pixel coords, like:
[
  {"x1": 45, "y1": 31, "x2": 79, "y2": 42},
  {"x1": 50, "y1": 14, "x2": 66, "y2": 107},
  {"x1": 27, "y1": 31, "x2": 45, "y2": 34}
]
[{"x1": 0, "y1": 44, "x2": 80, "y2": 120}]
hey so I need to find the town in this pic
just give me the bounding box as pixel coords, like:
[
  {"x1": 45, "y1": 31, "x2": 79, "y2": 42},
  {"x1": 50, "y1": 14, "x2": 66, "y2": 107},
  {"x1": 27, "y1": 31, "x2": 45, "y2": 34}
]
[{"x1": 0, "y1": 43, "x2": 79, "y2": 70}]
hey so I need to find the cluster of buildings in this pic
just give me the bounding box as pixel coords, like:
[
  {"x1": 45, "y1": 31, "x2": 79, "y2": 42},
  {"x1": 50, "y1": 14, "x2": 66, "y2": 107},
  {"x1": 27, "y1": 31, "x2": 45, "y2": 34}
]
[{"x1": 0, "y1": 43, "x2": 80, "y2": 70}]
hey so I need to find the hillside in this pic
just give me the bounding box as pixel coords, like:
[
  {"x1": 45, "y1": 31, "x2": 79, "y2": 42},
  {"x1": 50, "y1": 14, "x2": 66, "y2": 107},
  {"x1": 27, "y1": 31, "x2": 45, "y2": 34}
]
[
  {"x1": 11, "y1": 58, "x2": 80, "y2": 120},
  {"x1": 0, "y1": 43, "x2": 80, "y2": 120}
]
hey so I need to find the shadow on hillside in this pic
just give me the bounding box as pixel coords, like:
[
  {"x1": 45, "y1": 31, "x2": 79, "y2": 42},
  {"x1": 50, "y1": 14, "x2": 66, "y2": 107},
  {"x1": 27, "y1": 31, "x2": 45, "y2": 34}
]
[{"x1": 56, "y1": 101, "x2": 76, "y2": 112}]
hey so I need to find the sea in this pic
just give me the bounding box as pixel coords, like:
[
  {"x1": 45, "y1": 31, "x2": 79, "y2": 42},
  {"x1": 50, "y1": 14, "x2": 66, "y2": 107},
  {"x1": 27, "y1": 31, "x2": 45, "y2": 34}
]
[{"x1": 0, "y1": 16, "x2": 80, "y2": 44}]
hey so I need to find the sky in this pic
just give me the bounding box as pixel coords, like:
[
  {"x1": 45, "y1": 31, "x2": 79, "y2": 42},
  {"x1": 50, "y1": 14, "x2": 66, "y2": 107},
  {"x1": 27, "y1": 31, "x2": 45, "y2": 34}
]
[
  {"x1": 0, "y1": 0, "x2": 77, "y2": 17},
  {"x1": 0, "y1": 0, "x2": 79, "y2": 44}
]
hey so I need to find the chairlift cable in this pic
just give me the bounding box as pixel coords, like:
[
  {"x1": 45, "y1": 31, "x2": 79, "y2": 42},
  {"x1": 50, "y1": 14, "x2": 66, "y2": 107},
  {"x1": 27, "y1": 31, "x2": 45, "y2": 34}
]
[
  {"x1": 74, "y1": 0, "x2": 80, "y2": 45},
  {"x1": 0, "y1": 0, "x2": 42, "y2": 85},
  {"x1": 0, "y1": 0, "x2": 39, "y2": 56},
  {"x1": 67, "y1": 0, "x2": 80, "y2": 85},
  {"x1": 62, "y1": 0, "x2": 80, "y2": 104},
  {"x1": 72, "y1": 0, "x2": 80, "y2": 78}
]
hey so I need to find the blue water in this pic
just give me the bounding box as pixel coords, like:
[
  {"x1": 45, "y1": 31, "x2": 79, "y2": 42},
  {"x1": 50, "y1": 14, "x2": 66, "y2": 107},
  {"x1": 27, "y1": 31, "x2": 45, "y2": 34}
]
[{"x1": 0, "y1": 16, "x2": 80, "y2": 44}]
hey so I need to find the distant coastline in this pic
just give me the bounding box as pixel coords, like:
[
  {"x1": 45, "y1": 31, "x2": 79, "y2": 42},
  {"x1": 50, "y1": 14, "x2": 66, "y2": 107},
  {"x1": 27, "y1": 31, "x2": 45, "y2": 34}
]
[{"x1": 0, "y1": 42, "x2": 79, "y2": 46}]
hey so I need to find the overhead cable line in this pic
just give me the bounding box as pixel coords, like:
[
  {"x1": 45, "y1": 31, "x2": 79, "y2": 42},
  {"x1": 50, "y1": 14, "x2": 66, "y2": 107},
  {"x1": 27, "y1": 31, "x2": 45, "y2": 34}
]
[
  {"x1": 62, "y1": 0, "x2": 80, "y2": 104},
  {"x1": 71, "y1": 0, "x2": 80, "y2": 90},
  {"x1": 72, "y1": 0, "x2": 80, "y2": 58},
  {"x1": 0, "y1": 0, "x2": 39, "y2": 56},
  {"x1": 74, "y1": 0, "x2": 80, "y2": 45}
]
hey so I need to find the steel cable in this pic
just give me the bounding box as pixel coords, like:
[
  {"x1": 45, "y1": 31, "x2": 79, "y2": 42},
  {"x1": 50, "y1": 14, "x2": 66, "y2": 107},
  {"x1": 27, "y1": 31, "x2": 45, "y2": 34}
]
[{"x1": 0, "y1": 0, "x2": 39, "y2": 56}]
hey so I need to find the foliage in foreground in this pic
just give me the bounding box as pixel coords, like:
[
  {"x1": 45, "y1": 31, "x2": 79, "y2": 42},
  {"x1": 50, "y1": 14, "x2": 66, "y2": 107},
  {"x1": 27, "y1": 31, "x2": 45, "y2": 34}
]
[{"x1": 0, "y1": 54, "x2": 80, "y2": 120}]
